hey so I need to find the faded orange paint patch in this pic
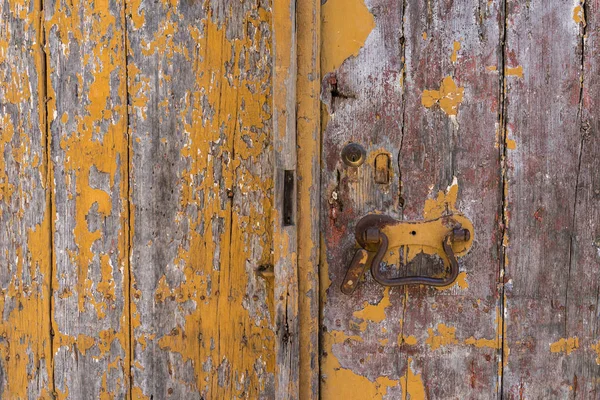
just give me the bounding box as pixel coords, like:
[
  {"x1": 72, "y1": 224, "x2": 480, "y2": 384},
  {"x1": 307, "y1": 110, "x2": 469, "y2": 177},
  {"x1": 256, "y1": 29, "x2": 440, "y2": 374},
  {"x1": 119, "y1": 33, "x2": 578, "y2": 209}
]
[
  {"x1": 423, "y1": 177, "x2": 459, "y2": 219},
  {"x1": 436, "y1": 271, "x2": 469, "y2": 290},
  {"x1": 573, "y1": 4, "x2": 586, "y2": 25},
  {"x1": 400, "y1": 358, "x2": 426, "y2": 400},
  {"x1": 505, "y1": 66, "x2": 524, "y2": 78},
  {"x1": 550, "y1": 337, "x2": 579, "y2": 355},
  {"x1": 591, "y1": 341, "x2": 600, "y2": 365},
  {"x1": 353, "y1": 287, "x2": 391, "y2": 323},
  {"x1": 464, "y1": 336, "x2": 498, "y2": 349},
  {"x1": 425, "y1": 323, "x2": 458, "y2": 350},
  {"x1": 422, "y1": 76, "x2": 464, "y2": 116},
  {"x1": 450, "y1": 41, "x2": 461, "y2": 63},
  {"x1": 399, "y1": 334, "x2": 418, "y2": 346},
  {"x1": 321, "y1": 0, "x2": 375, "y2": 74},
  {"x1": 320, "y1": 330, "x2": 399, "y2": 399},
  {"x1": 506, "y1": 139, "x2": 517, "y2": 150}
]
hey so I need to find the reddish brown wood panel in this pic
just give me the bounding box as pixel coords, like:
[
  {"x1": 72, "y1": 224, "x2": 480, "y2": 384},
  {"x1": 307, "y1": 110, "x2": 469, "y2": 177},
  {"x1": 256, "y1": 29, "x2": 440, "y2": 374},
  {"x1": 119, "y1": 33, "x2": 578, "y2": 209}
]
[
  {"x1": 320, "y1": 0, "x2": 503, "y2": 398},
  {"x1": 319, "y1": 0, "x2": 598, "y2": 398},
  {"x1": 399, "y1": 0, "x2": 504, "y2": 397},
  {"x1": 503, "y1": 0, "x2": 600, "y2": 397}
]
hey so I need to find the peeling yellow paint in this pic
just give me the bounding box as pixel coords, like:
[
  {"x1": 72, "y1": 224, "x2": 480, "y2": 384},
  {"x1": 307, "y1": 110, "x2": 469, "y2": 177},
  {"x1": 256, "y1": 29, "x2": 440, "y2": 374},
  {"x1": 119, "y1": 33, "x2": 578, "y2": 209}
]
[
  {"x1": 353, "y1": 287, "x2": 391, "y2": 323},
  {"x1": 425, "y1": 323, "x2": 458, "y2": 350},
  {"x1": 402, "y1": 335, "x2": 418, "y2": 346},
  {"x1": 422, "y1": 32, "x2": 428, "y2": 40},
  {"x1": 450, "y1": 41, "x2": 461, "y2": 63},
  {"x1": 421, "y1": 76, "x2": 464, "y2": 116},
  {"x1": 321, "y1": 330, "x2": 399, "y2": 399},
  {"x1": 436, "y1": 271, "x2": 469, "y2": 290},
  {"x1": 423, "y1": 177, "x2": 459, "y2": 219},
  {"x1": 505, "y1": 66, "x2": 524, "y2": 78},
  {"x1": 573, "y1": 3, "x2": 586, "y2": 25},
  {"x1": 464, "y1": 336, "x2": 498, "y2": 349},
  {"x1": 550, "y1": 337, "x2": 579, "y2": 355},
  {"x1": 400, "y1": 358, "x2": 427, "y2": 400},
  {"x1": 591, "y1": 341, "x2": 600, "y2": 365},
  {"x1": 321, "y1": 0, "x2": 375, "y2": 74}
]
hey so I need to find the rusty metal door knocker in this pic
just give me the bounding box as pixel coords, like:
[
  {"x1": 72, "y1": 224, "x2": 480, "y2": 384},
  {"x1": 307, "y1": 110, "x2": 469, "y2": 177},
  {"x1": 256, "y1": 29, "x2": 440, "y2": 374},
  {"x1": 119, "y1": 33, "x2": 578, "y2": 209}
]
[{"x1": 341, "y1": 214, "x2": 474, "y2": 294}]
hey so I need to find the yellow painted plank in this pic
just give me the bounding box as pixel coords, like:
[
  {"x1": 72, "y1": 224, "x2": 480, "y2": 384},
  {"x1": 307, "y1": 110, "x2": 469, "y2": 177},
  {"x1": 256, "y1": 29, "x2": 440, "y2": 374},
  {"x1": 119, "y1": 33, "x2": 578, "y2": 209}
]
[
  {"x1": 296, "y1": 0, "x2": 320, "y2": 397},
  {"x1": 0, "y1": 0, "x2": 53, "y2": 397},
  {"x1": 45, "y1": 0, "x2": 131, "y2": 397},
  {"x1": 126, "y1": 1, "x2": 275, "y2": 397}
]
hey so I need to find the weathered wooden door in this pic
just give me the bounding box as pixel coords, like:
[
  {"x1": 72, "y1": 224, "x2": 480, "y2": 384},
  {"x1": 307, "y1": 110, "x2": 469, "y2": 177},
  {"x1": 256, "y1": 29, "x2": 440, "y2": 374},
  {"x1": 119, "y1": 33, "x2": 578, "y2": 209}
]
[
  {"x1": 1, "y1": 0, "x2": 283, "y2": 398},
  {"x1": 319, "y1": 0, "x2": 600, "y2": 398},
  {"x1": 2, "y1": 0, "x2": 600, "y2": 398}
]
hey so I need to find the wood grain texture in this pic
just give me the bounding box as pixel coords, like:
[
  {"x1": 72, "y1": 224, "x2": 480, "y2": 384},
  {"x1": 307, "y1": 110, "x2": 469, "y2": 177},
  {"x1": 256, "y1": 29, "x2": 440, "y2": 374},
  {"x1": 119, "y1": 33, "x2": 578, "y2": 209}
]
[
  {"x1": 319, "y1": 0, "x2": 406, "y2": 397},
  {"x1": 126, "y1": 0, "x2": 275, "y2": 398},
  {"x1": 0, "y1": 0, "x2": 52, "y2": 398},
  {"x1": 320, "y1": 0, "x2": 504, "y2": 398},
  {"x1": 399, "y1": 1, "x2": 504, "y2": 397},
  {"x1": 296, "y1": 0, "x2": 320, "y2": 397},
  {"x1": 503, "y1": 0, "x2": 600, "y2": 397},
  {"x1": 45, "y1": 0, "x2": 131, "y2": 397},
  {"x1": 272, "y1": 0, "x2": 299, "y2": 398}
]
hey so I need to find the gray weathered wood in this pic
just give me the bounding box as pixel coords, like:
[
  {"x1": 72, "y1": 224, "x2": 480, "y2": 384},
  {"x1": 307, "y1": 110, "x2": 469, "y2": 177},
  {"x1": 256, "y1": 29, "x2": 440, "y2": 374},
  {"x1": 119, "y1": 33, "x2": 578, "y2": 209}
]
[
  {"x1": 399, "y1": 0, "x2": 504, "y2": 396},
  {"x1": 46, "y1": 0, "x2": 131, "y2": 397},
  {"x1": 503, "y1": 0, "x2": 600, "y2": 397},
  {"x1": 0, "y1": 0, "x2": 52, "y2": 397},
  {"x1": 272, "y1": 0, "x2": 300, "y2": 397},
  {"x1": 127, "y1": 0, "x2": 276, "y2": 398}
]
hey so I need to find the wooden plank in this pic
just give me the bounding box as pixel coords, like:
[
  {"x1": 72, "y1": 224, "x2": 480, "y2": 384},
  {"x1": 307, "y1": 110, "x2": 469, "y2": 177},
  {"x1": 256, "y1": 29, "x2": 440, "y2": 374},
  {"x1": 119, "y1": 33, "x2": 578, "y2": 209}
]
[
  {"x1": 503, "y1": 0, "x2": 600, "y2": 397},
  {"x1": 319, "y1": 0, "x2": 405, "y2": 397},
  {"x1": 0, "y1": 0, "x2": 53, "y2": 398},
  {"x1": 126, "y1": 1, "x2": 275, "y2": 398},
  {"x1": 44, "y1": 0, "x2": 131, "y2": 398},
  {"x1": 296, "y1": 0, "x2": 320, "y2": 397},
  {"x1": 320, "y1": 0, "x2": 503, "y2": 398},
  {"x1": 272, "y1": 0, "x2": 299, "y2": 398},
  {"x1": 398, "y1": 1, "x2": 504, "y2": 397}
]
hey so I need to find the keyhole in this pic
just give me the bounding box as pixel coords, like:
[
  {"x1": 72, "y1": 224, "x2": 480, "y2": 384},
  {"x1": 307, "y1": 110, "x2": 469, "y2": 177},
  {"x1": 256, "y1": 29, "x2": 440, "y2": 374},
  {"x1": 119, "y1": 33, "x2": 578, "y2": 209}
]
[{"x1": 341, "y1": 143, "x2": 366, "y2": 167}]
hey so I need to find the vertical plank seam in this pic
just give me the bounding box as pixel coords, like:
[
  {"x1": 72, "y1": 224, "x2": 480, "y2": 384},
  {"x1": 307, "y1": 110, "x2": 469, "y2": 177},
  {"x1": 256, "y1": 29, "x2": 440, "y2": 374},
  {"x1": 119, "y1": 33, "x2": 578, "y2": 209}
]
[
  {"x1": 38, "y1": 0, "x2": 56, "y2": 394},
  {"x1": 397, "y1": 0, "x2": 410, "y2": 395},
  {"x1": 565, "y1": 0, "x2": 588, "y2": 337},
  {"x1": 397, "y1": 0, "x2": 407, "y2": 212},
  {"x1": 296, "y1": 0, "x2": 320, "y2": 395},
  {"x1": 122, "y1": 0, "x2": 133, "y2": 396},
  {"x1": 273, "y1": 0, "x2": 299, "y2": 396},
  {"x1": 498, "y1": 0, "x2": 509, "y2": 398}
]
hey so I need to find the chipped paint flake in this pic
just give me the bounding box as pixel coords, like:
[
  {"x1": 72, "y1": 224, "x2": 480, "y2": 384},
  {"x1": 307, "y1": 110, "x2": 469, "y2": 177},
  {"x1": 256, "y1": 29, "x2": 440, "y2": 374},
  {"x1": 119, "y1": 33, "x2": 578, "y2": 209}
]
[
  {"x1": 573, "y1": 3, "x2": 586, "y2": 25},
  {"x1": 400, "y1": 358, "x2": 427, "y2": 400},
  {"x1": 425, "y1": 323, "x2": 458, "y2": 350},
  {"x1": 591, "y1": 341, "x2": 600, "y2": 365},
  {"x1": 451, "y1": 40, "x2": 461, "y2": 63},
  {"x1": 421, "y1": 76, "x2": 465, "y2": 116},
  {"x1": 550, "y1": 337, "x2": 579, "y2": 355},
  {"x1": 321, "y1": 0, "x2": 375, "y2": 74},
  {"x1": 505, "y1": 66, "x2": 524, "y2": 78}
]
